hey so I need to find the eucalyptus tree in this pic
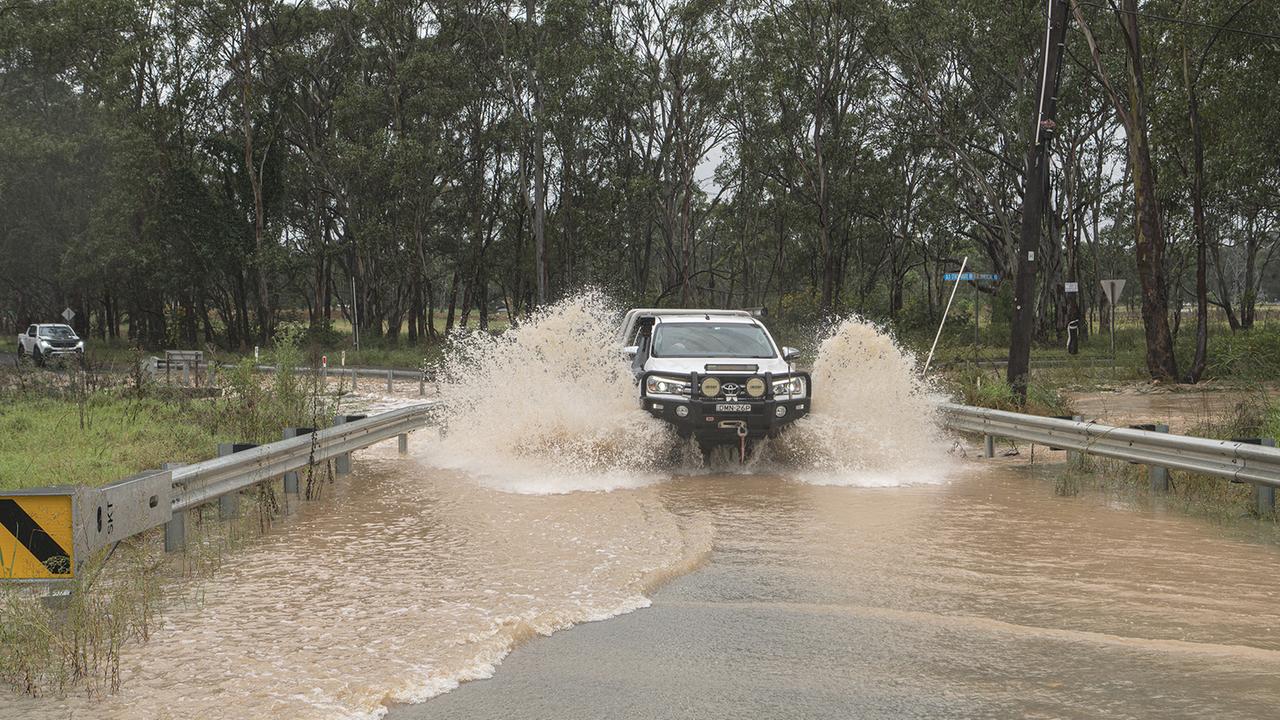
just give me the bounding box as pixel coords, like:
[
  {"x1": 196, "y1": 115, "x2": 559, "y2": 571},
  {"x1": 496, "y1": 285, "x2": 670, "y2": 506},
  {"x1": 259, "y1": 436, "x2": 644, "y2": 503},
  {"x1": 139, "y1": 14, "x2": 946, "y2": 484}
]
[
  {"x1": 737, "y1": 0, "x2": 882, "y2": 313},
  {"x1": 619, "y1": 0, "x2": 730, "y2": 304},
  {"x1": 1070, "y1": 0, "x2": 1179, "y2": 380},
  {"x1": 882, "y1": 0, "x2": 1043, "y2": 296}
]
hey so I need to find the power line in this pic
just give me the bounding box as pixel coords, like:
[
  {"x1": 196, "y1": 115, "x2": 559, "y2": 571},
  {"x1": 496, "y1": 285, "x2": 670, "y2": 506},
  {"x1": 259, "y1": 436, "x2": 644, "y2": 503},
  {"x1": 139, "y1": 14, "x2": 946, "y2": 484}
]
[{"x1": 1078, "y1": 2, "x2": 1280, "y2": 43}]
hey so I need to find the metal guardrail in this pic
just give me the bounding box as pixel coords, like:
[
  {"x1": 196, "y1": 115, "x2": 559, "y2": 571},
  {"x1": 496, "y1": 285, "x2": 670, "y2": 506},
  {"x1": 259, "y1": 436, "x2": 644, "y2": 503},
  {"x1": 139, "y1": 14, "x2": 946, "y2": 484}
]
[
  {"x1": 144, "y1": 357, "x2": 435, "y2": 394},
  {"x1": 248, "y1": 364, "x2": 430, "y2": 380},
  {"x1": 170, "y1": 404, "x2": 434, "y2": 511},
  {"x1": 940, "y1": 402, "x2": 1280, "y2": 511},
  {"x1": 1, "y1": 403, "x2": 437, "y2": 581}
]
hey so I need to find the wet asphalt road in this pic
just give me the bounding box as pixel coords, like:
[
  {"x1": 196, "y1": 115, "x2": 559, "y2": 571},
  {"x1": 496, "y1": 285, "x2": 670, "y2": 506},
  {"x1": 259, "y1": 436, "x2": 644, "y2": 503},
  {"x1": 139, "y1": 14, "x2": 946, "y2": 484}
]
[{"x1": 393, "y1": 468, "x2": 1280, "y2": 720}]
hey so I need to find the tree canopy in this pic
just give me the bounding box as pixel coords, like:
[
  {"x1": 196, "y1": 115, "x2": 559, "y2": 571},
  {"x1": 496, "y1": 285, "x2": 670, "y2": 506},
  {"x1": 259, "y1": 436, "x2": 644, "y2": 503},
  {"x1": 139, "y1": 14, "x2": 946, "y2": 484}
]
[{"x1": 2, "y1": 0, "x2": 1276, "y2": 373}]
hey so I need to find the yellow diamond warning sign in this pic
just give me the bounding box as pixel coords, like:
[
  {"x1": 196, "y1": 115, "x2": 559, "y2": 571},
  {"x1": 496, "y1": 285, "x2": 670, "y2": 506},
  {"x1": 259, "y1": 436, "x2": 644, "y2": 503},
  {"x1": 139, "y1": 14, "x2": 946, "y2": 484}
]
[{"x1": 0, "y1": 494, "x2": 75, "y2": 579}]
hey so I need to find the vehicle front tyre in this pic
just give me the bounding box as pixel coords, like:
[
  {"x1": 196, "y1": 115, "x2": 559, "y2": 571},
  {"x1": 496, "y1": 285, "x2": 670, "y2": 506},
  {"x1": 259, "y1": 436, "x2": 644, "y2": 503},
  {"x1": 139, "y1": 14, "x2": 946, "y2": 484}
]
[{"x1": 32, "y1": 347, "x2": 44, "y2": 367}]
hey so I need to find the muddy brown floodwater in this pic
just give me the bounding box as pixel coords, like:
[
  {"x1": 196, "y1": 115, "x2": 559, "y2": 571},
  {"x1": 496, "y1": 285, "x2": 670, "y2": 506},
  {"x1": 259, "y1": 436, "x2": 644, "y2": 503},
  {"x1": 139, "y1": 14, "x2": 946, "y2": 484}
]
[
  {"x1": 1067, "y1": 384, "x2": 1277, "y2": 434},
  {"x1": 4, "y1": 435, "x2": 1280, "y2": 720},
  {"x1": 401, "y1": 462, "x2": 1280, "y2": 720},
  {"x1": 5, "y1": 300, "x2": 1279, "y2": 718}
]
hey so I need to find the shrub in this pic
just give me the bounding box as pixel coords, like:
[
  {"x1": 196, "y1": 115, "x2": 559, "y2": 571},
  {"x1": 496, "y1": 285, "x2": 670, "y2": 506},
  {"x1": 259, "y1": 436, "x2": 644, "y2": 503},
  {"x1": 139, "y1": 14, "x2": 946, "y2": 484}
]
[
  {"x1": 1205, "y1": 328, "x2": 1280, "y2": 381},
  {"x1": 947, "y1": 367, "x2": 1074, "y2": 417}
]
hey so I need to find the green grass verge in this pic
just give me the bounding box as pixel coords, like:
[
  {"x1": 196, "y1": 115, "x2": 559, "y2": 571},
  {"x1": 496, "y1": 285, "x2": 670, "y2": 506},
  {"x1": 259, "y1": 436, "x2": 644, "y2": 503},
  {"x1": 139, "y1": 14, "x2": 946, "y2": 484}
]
[
  {"x1": 0, "y1": 395, "x2": 234, "y2": 490},
  {"x1": 1, "y1": 332, "x2": 341, "y2": 490}
]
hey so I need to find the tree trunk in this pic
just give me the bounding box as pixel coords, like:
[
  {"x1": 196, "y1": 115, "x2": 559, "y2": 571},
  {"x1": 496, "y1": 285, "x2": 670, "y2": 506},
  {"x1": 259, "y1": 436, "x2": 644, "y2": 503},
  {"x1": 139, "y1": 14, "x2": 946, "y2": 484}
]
[
  {"x1": 237, "y1": 5, "x2": 271, "y2": 346},
  {"x1": 445, "y1": 270, "x2": 459, "y2": 333},
  {"x1": 1123, "y1": 12, "x2": 1178, "y2": 380},
  {"x1": 528, "y1": 0, "x2": 547, "y2": 306},
  {"x1": 1072, "y1": 0, "x2": 1178, "y2": 380},
  {"x1": 1183, "y1": 41, "x2": 1208, "y2": 382}
]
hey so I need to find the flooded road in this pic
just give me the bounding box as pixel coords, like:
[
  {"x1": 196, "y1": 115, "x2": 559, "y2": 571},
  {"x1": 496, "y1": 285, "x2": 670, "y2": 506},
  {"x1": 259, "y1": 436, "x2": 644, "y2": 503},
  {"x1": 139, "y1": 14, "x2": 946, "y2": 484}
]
[
  {"x1": 3, "y1": 432, "x2": 710, "y2": 719},
  {"x1": 403, "y1": 463, "x2": 1280, "y2": 720},
  {"x1": 4, "y1": 304, "x2": 1279, "y2": 719},
  {"x1": 6, "y1": 443, "x2": 1280, "y2": 719},
  {"x1": 1067, "y1": 384, "x2": 1276, "y2": 434}
]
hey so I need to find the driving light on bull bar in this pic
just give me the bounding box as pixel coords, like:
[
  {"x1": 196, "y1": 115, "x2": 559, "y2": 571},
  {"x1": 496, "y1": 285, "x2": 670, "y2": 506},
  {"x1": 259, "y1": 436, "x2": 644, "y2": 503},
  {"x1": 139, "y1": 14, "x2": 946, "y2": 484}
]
[
  {"x1": 700, "y1": 377, "x2": 720, "y2": 397},
  {"x1": 775, "y1": 405, "x2": 787, "y2": 418},
  {"x1": 746, "y1": 377, "x2": 766, "y2": 397},
  {"x1": 675, "y1": 405, "x2": 690, "y2": 418}
]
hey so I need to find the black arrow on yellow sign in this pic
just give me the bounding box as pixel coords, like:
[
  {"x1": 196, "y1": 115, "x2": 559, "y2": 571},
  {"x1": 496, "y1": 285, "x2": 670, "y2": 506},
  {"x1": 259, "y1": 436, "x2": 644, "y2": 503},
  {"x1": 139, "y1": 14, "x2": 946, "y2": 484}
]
[{"x1": 0, "y1": 497, "x2": 73, "y2": 577}]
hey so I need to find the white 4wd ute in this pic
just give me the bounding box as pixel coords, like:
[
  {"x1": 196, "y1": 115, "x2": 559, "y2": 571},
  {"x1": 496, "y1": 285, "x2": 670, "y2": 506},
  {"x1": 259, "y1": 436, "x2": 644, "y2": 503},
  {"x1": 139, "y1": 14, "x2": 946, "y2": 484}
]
[
  {"x1": 618, "y1": 309, "x2": 811, "y2": 454},
  {"x1": 17, "y1": 323, "x2": 84, "y2": 366}
]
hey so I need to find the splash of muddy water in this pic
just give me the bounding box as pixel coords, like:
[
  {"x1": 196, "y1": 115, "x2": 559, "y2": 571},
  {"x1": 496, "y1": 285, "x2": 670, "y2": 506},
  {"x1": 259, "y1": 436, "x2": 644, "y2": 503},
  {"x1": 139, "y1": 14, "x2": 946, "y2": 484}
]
[
  {"x1": 426, "y1": 295, "x2": 951, "y2": 488},
  {"x1": 767, "y1": 317, "x2": 951, "y2": 485},
  {"x1": 426, "y1": 291, "x2": 676, "y2": 493}
]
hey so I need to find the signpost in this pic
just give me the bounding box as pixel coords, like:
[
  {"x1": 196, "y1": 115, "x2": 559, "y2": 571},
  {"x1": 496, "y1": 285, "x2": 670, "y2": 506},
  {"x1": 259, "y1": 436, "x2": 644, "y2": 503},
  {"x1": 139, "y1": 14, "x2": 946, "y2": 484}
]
[
  {"x1": 1100, "y1": 279, "x2": 1127, "y2": 365},
  {"x1": 940, "y1": 270, "x2": 1001, "y2": 368}
]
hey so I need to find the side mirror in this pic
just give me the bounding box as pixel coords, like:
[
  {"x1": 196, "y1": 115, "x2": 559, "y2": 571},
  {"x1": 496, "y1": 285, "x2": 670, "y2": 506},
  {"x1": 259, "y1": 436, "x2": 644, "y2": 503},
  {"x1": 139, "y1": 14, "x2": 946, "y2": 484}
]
[
  {"x1": 782, "y1": 346, "x2": 801, "y2": 362},
  {"x1": 621, "y1": 345, "x2": 640, "y2": 360}
]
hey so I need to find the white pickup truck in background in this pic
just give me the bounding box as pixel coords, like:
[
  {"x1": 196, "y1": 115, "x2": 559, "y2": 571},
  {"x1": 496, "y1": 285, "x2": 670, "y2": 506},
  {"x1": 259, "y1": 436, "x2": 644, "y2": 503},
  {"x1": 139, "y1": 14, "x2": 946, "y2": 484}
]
[{"x1": 16, "y1": 323, "x2": 84, "y2": 366}]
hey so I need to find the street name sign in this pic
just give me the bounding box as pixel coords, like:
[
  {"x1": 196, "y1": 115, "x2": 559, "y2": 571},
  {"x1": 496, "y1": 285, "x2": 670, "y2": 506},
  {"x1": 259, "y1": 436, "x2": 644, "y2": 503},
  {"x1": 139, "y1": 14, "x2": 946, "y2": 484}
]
[{"x1": 944, "y1": 272, "x2": 1001, "y2": 282}]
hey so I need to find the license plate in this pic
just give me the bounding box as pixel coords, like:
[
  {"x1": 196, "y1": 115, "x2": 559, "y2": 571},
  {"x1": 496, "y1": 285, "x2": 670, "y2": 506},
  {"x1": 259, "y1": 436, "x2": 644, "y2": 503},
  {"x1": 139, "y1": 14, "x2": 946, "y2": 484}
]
[{"x1": 715, "y1": 403, "x2": 751, "y2": 413}]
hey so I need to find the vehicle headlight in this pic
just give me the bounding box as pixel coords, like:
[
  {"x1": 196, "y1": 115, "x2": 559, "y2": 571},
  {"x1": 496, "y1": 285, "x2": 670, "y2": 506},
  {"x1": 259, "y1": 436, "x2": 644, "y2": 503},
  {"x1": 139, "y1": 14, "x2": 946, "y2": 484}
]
[
  {"x1": 76, "y1": 340, "x2": 84, "y2": 349},
  {"x1": 772, "y1": 376, "x2": 806, "y2": 397},
  {"x1": 645, "y1": 375, "x2": 690, "y2": 396}
]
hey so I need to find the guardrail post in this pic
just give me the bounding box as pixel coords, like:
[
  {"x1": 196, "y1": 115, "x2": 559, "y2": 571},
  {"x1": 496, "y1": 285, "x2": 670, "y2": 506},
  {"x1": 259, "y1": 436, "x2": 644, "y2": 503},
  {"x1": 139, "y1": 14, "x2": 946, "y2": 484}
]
[
  {"x1": 984, "y1": 434, "x2": 994, "y2": 458},
  {"x1": 1067, "y1": 415, "x2": 1083, "y2": 463},
  {"x1": 163, "y1": 462, "x2": 186, "y2": 552},
  {"x1": 320, "y1": 366, "x2": 327, "y2": 390},
  {"x1": 217, "y1": 443, "x2": 241, "y2": 519},
  {"x1": 333, "y1": 415, "x2": 352, "y2": 475},
  {"x1": 386, "y1": 369, "x2": 393, "y2": 392},
  {"x1": 398, "y1": 433, "x2": 408, "y2": 455},
  {"x1": 1148, "y1": 424, "x2": 1170, "y2": 493},
  {"x1": 1247, "y1": 438, "x2": 1277, "y2": 515},
  {"x1": 418, "y1": 375, "x2": 425, "y2": 397},
  {"x1": 182, "y1": 361, "x2": 191, "y2": 386},
  {"x1": 282, "y1": 427, "x2": 315, "y2": 513},
  {"x1": 351, "y1": 368, "x2": 358, "y2": 391}
]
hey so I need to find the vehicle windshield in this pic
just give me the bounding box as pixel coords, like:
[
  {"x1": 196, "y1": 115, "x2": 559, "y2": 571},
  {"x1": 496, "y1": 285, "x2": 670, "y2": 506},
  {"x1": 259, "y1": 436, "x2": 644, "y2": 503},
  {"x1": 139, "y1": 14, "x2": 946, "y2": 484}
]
[
  {"x1": 40, "y1": 326, "x2": 76, "y2": 339},
  {"x1": 651, "y1": 323, "x2": 776, "y2": 359}
]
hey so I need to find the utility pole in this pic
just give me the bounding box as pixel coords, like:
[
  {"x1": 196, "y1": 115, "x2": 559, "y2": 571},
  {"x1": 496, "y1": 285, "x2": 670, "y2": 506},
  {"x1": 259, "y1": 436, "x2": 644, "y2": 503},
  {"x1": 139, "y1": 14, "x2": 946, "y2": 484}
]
[{"x1": 1008, "y1": 0, "x2": 1069, "y2": 403}]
